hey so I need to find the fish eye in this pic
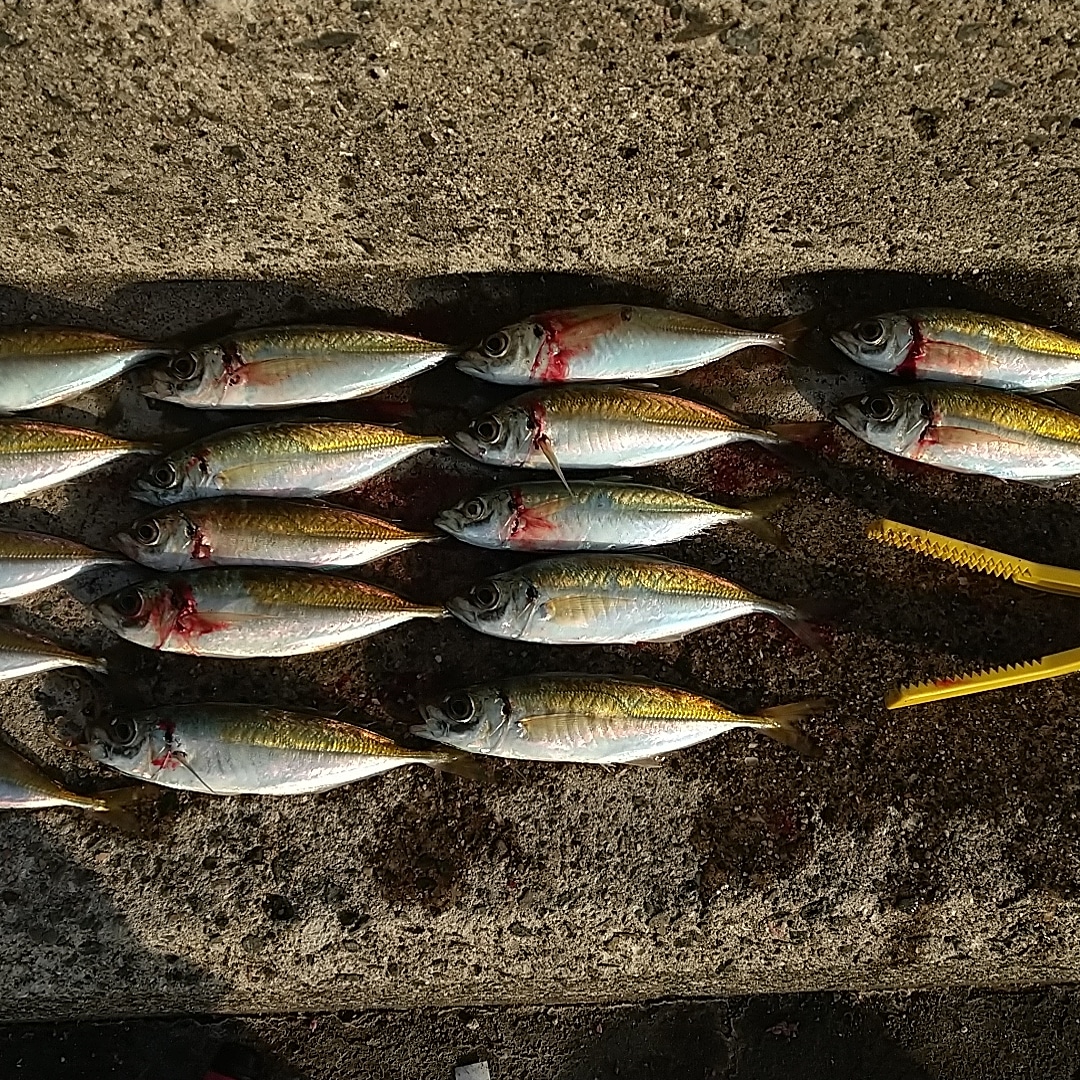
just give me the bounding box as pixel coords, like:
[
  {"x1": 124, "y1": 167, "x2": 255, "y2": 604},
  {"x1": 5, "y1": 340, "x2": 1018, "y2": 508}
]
[
  {"x1": 469, "y1": 581, "x2": 501, "y2": 611},
  {"x1": 112, "y1": 587, "x2": 147, "y2": 620},
  {"x1": 132, "y1": 519, "x2": 161, "y2": 546},
  {"x1": 108, "y1": 717, "x2": 139, "y2": 747},
  {"x1": 472, "y1": 416, "x2": 502, "y2": 444},
  {"x1": 856, "y1": 319, "x2": 887, "y2": 346},
  {"x1": 482, "y1": 331, "x2": 510, "y2": 358},
  {"x1": 151, "y1": 461, "x2": 178, "y2": 489},
  {"x1": 169, "y1": 352, "x2": 201, "y2": 381},
  {"x1": 443, "y1": 692, "x2": 476, "y2": 724},
  {"x1": 462, "y1": 498, "x2": 487, "y2": 520},
  {"x1": 865, "y1": 394, "x2": 897, "y2": 422}
]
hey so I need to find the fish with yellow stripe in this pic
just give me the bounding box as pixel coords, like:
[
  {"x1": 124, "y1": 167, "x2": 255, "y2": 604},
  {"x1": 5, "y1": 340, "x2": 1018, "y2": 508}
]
[
  {"x1": 831, "y1": 308, "x2": 1080, "y2": 392},
  {"x1": 446, "y1": 553, "x2": 823, "y2": 647},
  {"x1": 416, "y1": 674, "x2": 824, "y2": 764},
  {"x1": 82, "y1": 703, "x2": 476, "y2": 794},
  {"x1": 834, "y1": 383, "x2": 1080, "y2": 483},
  {"x1": 131, "y1": 419, "x2": 445, "y2": 505},
  {"x1": 91, "y1": 568, "x2": 445, "y2": 657}
]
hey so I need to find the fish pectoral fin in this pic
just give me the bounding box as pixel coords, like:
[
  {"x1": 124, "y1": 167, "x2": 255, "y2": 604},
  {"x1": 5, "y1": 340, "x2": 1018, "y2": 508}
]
[
  {"x1": 926, "y1": 424, "x2": 1033, "y2": 453},
  {"x1": 542, "y1": 592, "x2": 632, "y2": 627},
  {"x1": 536, "y1": 434, "x2": 572, "y2": 493},
  {"x1": 622, "y1": 755, "x2": 665, "y2": 768}
]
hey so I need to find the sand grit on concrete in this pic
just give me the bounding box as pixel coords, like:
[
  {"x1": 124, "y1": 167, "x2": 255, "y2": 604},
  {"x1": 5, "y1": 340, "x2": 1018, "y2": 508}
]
[{"x1": 0, "y1": 0, "x2": 1079, "y2": 1020}]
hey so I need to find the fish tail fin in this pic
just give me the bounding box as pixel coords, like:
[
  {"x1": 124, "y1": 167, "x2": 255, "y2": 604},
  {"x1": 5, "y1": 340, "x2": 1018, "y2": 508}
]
[
  {"x1": 769, "y1": 421, "x2": 832, "y2": 445},
  {"x1": 775, "y1": 603, "x2": 829, "y2": 655},
  {"x1": 754, "y1": 698, "x2": 829, "y2": 758},
  {"x1": 430, "y1": 750, "x2": 488, "y2": 781},
  {"x1": 735, "y1": 494, "x2": 793, "y2": 551},
  {"x1": 90, "y1": 784, "x2": 163, "y2": 833},
  {"x1": 777, "y1": 596, "x2": 848, "y2": 654},
  {"x1": 758, "y1": 423, "x2": 831, "y2": 472},
  {"x1": 768, "y1": 312, "x2": 818, "y2": 358}
]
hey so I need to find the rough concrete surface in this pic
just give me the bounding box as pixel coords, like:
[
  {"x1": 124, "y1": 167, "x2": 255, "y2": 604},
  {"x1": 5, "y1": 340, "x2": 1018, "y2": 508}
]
[{"x1": 0, "y1": 0, "x2": 1079, "y2": 1022}]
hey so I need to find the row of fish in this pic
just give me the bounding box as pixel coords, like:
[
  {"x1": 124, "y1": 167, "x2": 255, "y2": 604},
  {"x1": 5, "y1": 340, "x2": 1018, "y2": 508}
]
[
  {"x1": 3, "y1": 676, "x2": 824, "y2": 815},
  {"x1": 0, "y1": 526, "x2": 814, "y2": 659},
  {"x1": 0, "y1": 384, "x2": 787, "y2": 506},
  {"x1": 6, "y1": 304, "x2": 1080, "y2": 412}
]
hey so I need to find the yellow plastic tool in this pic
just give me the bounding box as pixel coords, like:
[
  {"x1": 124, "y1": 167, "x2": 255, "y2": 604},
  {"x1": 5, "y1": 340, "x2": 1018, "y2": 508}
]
[{"x1": 867, "y1": 517, "x2": 1080, "y2": 708}]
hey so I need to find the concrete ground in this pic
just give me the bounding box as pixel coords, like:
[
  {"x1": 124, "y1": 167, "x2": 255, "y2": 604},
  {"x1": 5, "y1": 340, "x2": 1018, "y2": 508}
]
[{"x1": 1, "y1": 0, "x2": 1080, "y2": 1037}]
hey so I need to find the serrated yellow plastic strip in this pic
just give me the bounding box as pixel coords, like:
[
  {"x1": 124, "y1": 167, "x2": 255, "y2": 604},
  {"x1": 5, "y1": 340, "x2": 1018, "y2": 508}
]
[
  {"x1": 886, "y1": 646, "x2": 1080, "y2": 709},
  {"x1": 867, "y1": 518, "x2": 1080, "y2": 598}
]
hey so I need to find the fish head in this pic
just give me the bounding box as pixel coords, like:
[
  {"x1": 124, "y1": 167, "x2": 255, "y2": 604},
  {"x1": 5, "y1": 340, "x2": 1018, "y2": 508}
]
[
  {"x1": 115, "y1": 510, "x2": 200, "y2": 571},
  {"x1": 834, "y1": 387, "x2": 931, "y2": 456},
  {"x1": 92, "y1": 581, "x2": 169, "y2": 643},
  {"x1": 84, "y1": 712, "x2": 157, "y2": 774},
  {"x1": 445, "y1": 571, "x2": 535, "y2": 638},
  {"x1": 130, "y1": 451, "x2": 206, "y2": 505},
  {"x1": 448, "y1": 401, "x2": 532, "y2": 467},
  {"x1": 137, "y1": 346, "x2": 222, "y2": 405},
  {"x1": 830, "y1": 314, "x2": 914, "y2": 374},
  {"x1": 457, "y1": 320, "x2": 542, "y2": 382},
  {"x1": 415, "y1": 683, "x2": 508, "y2": 751},
  {"x1": 434, "y1": 490, "x2": 514, "y2": 545}
]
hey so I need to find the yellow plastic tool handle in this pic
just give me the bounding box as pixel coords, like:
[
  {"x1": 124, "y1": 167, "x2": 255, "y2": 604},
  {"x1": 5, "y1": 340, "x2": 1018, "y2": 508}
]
[
  {"x1": 886, "y1": 645, "x2": 1080, "y2": 709},
  {"x1": 867, "y1": 518, "x2": 1080, "y2": 598}
]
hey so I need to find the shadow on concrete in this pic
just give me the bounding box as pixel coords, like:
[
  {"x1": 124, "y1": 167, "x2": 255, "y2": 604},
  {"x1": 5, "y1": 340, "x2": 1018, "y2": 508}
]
[{"x1": 0, "y1": 723, "x2": 305, "y2": 1077}]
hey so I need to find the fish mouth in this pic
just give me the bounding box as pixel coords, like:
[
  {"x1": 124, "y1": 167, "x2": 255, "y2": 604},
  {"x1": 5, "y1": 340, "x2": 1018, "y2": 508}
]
[
  {"x1": 432, "y1": 510, "x2": 462, "y2": 537},
  {"x1": 129, "y1": 477, "x2": 171, "y2": 506},
  {"x1": 132, "y1": 367, "x2": 177, "y2": 401},
  {"x1": 443, "y1": 594, "x2": 476, "y2": 624},
  {"x1": 454, "y1": 353, "x2": 488, "y2": 378},
  {"x1": 111, "y1": 531, "x2": 140, "y2": 560},
  {"x1": 445, "y1": 430, "x2": 484, "y2": 461},
  {"x1": 831, "y1": 398, "x2": 868, "y2": 436}
]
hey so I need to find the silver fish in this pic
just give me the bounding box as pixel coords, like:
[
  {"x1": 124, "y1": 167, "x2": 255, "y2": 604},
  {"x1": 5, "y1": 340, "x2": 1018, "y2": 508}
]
[
  {"x1": 0, "y1": 327, "x2": 159, "y2": 411},
  {"x1": 131, "y1": 420, "x2": 446, "y2": 505},
  {"x1": 84, "y1": 703, "x2": 474, "y2": 795},
  {"x1": 446, "y1": 553, "x2": 820, "y2": 646},
  {"x1": 834, "y1": 383, "x2": 1080, "y2": 483},
  {"x1": 449, "y1": 386, "x2": 785, "y2": 482},
  {"x1": 0, "y1": 624, "x2": 106, "y2": 680},
  {"x1": 457, "y1": 305, "x2": 784, "y2": 384},
  {"x1": 0, "y1": 739, "x2": 143, "y2": 823},
  {"x1": 416, "y1": 674, "x2": 822, "y2": 763},
  {"x1": 435, "y1": 480, "x2": 789, "y2": 551},
  {"x1": 0, "y1": 419, "x2": 158, "y2": 504},
  {"x1": 831, "y1": 309, "x2": 1080, "y2": 392},
  {"x1": 138, "y1": 325, "x2": 451, "y2": 408},
  {"x1": 0, "y1": 528, "x2": 126, "y2": 603},
  {"x1": 92, "y1": 567, "x2": 445, "y2": 657},
  {"x1": 116, "y1": 497, "x2": 439, "y2": 571}
]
